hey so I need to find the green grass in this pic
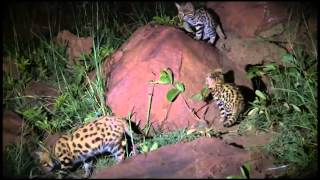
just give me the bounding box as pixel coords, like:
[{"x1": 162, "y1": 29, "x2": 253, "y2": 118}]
[
  {"x1": 3, "y1": 124, "x2": 40, "y2": 178},
  {"x1": 237, "y1": 5, "x2": 317, "y2": 176},
  {"x1": 3, "y1": 2, "x2": 180, "y2": 178},
  {"x1": 240, "y1": 27, "x2": 317, "y2": 177}
]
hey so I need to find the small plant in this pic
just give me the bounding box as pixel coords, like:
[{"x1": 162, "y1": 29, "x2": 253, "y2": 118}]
[
  {"x1": 137, "y1": 128, "x2": 199, "y2": 153},
  {"x1": 240, "y1": 49, "x2": 317, "y2": 175},
  {"x1": 152, "y1": 15, "x2": 181, "y2": 26},
  {"x1": 227, "y1": 162, "x2": 252, "y2": 179},
  {"x1": 139, "y1": 142, "x2": 159, "y2": 153},
  {"x1": 191, "y1": 86, "x2": 210, "y2": 101},
  {"x1": 186, "y1": 127, "x2": 224, "y2": 138},
  {"x1": 144, "y1": 68, "x2": 186, "y2": 136},
  {"x1": 150, "y1": 68, "x2": 186, "y2": 102}
]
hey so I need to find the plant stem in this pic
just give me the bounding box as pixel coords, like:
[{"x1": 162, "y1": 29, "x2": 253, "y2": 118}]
[{"x1": 146, "y1": 83, "x2": 155, "y2": 136}]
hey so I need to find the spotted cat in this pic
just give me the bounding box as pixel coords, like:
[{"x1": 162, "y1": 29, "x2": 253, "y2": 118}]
[
  {"x1": 205, "y1": 69, "x2": 245, "y2": 127},
  {"x1": 175, "y1": 2, "x2": 226, "y2": 44},
  {"x1": 35, "y1": 116, "x2": 138, "y2": 178}
]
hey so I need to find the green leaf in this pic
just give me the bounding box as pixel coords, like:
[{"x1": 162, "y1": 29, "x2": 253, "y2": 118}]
[
  {"x1": 240, "y1": 163, "x2": 250, "y2": 179},
  {"x1": 290, "y1": 104, "x2": 301, "y2": 112},
  {"x1": 201, "y1": 87, "x2": 210, "y2": 97},
  {"x1": 150, "y1": 142, "x2": 159, "y2": 151},
  {"x1": 165, "y1": 68, "x2": 174, "y2": 84},
  {"x1": 286, "y1": 67, "x2": 299, "y2": 77},
  {"x1": 247, "y1": 107, "x2": 259, "y2": 116},
  {"x1": 191, "y1": 92, "x2": 204, "y2": 101},
  {"x1": 246, "y1": 72, "x2": 256, "y2": 79},
  {"x1": 282, "y1": 53, "x2": 296, "y2": 64},
  {"x1": 243, "y1": 162, "x2": 251, "y2": 174},
  {"x1": 175, "y1": 82, "x2": 185, "y2": 92},
  {"x1": 263, "y1": 63, "x2": 277, "y2": 72},
  {"x1": 141, "y1": 144, "x2": 149, "y2": 153},
  {"x1": 191, "y1": 87, "x2": 209, "y2": 101},
  {"x1": 159, "y1": 70, "x2": 171, "y2": 84},
  {"x1": 255, "y1": 90, "x2": 267, "y2": 100},
  {"x1": 166, "y1": 88, "x2": 180, "y2": 102}
]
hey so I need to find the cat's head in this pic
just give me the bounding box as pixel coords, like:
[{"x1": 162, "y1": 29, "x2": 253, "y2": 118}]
[
  {"x1": 34, "y1": 145, "x2": 59, "y2": 173},
  {"x1": 206, "y1": 69, "x2": 224, "y2": 88},
  {"x1": 175, "y1": 2, "x2": 195, "y2": 20}
]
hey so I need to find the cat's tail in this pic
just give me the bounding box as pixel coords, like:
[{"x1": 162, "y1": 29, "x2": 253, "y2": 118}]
[{"x1": 216, "y1": 25, "x2": 227, "y2": 39}]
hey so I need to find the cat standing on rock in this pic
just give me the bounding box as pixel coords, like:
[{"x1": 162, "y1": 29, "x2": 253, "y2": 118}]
[{"x1": 175, "y1": 2, "x2": 226, "y2": 45}]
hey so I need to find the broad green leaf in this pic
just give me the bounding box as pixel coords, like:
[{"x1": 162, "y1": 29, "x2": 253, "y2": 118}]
[
  {"x1": 191, "y1": 92, "x2": 203, "y2": 101},
  {"x1": 243, "y1": 162, "x2": 251, "y2": 174},
  {"x1": 165, "y1": 68, "x2": 174, "y2": 84},
  {"x1": 175, "y1": 82, "x2": 185, "y2": 92},
  {"x1": 159, "y1": 70, "x2": 171, "y2": 84},
  {"x1": 240, "y1": 164, "x2": 250, "y2": 179},
  {"x1": 150, "y1": 142, "x2": 159, "y2": 151},
  {"x1": 166, "y1": 88, "x2": 180, "y2": 102},
  {"x1": 255, "y1": 90, "x2": 267, "y2": 100}
]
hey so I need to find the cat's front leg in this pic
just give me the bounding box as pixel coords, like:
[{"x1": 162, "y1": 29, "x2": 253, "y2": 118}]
[
  {"x1": 183, "y1": 22, "x2": 194, "y2": 33},
  {"x1": 194, "y1": 24, "x2": 203, "y2": 40}
]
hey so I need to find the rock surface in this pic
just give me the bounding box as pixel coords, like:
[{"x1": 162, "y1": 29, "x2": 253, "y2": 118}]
[
  {"x1": 92, "y1": 137, "x2": 274, "y2": 179},
  {"x1": 103, "y1": 24, "x2": 224, "y2": 133},
  {"x1": 24, "y1": 80, "x2": 59, "y2": 111},
  {"x1": 216, "y1": 32, "x2": 286, "y2": 89},
  {"x1": 3, "y1": 111, "x2": 24, "y2": 151},
  {"x1": 55, "y1": 30, "x2": 93, "y2": 63},
  {"x1": 207, "y1": 2, "x2": 288, "y2": 38}
]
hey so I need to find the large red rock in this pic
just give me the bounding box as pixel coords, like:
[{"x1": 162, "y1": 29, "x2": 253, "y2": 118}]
[
  {"x1": 24, "y1": 80, "x2": 59, "y2": 111},
  {"x1": 216, "y1": 32, "x2": 286, "y2": 89},
  {"x1": 55, "y1": 30, "x2": 93, "y2": 63},
  {"x1": 92, "y1": 137, "x2": 275, "y2": 178},
  {"x1": 104, "y1": 24, "x2": 223, "y2": 133},
  {"x1": 3, "y1": 111, "x2": 24, "y2": 151},
  {"x1": 207, "y1": 2, "x2": 288, "y2": 38}
]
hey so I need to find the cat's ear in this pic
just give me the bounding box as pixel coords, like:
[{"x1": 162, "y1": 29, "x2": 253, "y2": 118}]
[
  {"x1": 175, "y1": 2, "x2": 181, "y2": 10},
  {"x1": 213, "y1": 68, "x2": 223, "y2": 74},
  {"x1": 212, "y1": 68, "x2": 223, "y2": 79},
  {"x1": 185, "y1": 2, "x2": 195, "y2": 11}
]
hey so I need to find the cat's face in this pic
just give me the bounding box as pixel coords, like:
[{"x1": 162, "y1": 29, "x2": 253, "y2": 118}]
[
  {"x1": 175, "y1": 2, "x2": 195, "y2": 20},
  {"x1": 206, "y1": 69, "x2": 224, "y2": 88},
  {"x1": 35, "y1": 150, "x2": 57, "y2": 172}
]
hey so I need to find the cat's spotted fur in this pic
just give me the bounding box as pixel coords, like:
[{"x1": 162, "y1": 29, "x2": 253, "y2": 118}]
[
  {"x1": 206, "y1": 69, "x2": 245, "y2": 127},
  {"x1": 36, "y1": 116, "x2": 137, "y2": 177},
  {"x1": 175, "y1": 2, "x2": 226, "y2": 44}
]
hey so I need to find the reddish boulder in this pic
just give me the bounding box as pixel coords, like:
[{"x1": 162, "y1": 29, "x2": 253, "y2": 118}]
[
  {"x1": 24, "y1": 80, "x2": 59, "y2": 111},
  {"x1": 104, "y1": 24, "x2": 223, "y2": 132},
  {"x1": 216, "y1": 32, "x2": 286, "y2": 89},
  {"x1": 3, "y1": 111, "x2": 24, "y2": 151},
  {"x1": 3, "y1": 56, "x2": 19, "y2": 80},
  {"x1": 207, "y1": 2, "x2": 288, "y2": 38},
  {"x1": 92, "y1": 137, "x2": 275, "y2": 178},
  {"x1": 55, "y1": 30, "x2": 93, "y2": 63}
]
